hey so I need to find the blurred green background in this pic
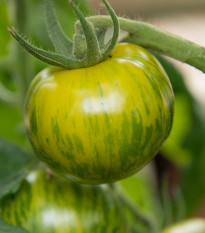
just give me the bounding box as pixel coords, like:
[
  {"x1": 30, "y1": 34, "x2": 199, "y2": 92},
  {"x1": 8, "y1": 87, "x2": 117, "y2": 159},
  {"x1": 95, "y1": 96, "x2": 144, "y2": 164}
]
[{"x1": 0, "y1": 0, "x2": 205, "y2": 232}]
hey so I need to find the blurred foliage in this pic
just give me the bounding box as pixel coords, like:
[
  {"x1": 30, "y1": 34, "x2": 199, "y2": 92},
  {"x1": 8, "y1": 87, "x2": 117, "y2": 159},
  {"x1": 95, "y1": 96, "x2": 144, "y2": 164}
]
[
  {"x1": 157, "y1": 56, "x2": 205, "y2": 165},
  {"x1": 156, "y1": 55, "x2": 205, "y2": 216},
  {"x1": 0, "y1": 102, "x2": 26, "y2": 145},
  {"x1": 0, "y1": 218, "x2": 27, "y2": 233},
  {"x1": 0, "y1": 138, "x2": 31, "y2": 200},
  {"x1": 0, "y1": 1, "x2": 10, "y2": 57}
]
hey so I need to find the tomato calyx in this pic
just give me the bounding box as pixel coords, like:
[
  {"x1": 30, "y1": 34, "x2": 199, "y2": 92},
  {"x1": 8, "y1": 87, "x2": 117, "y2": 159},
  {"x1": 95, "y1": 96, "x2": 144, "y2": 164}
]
[{"x1": 8, "y1": 0, "x2": 119, "y2": 70}]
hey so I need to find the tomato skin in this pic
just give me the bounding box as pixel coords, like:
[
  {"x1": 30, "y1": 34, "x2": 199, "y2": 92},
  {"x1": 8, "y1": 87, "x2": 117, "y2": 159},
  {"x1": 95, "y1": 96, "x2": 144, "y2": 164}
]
[
  {"x1": 1, "y1": 170, "x2": 128, "y2": 233},
  {"x1": 25, "y1": 43, "x2": 174, "y2": 184},
  {"x1": 161, "y1": 219, "x2": 205, "y2": 233}
]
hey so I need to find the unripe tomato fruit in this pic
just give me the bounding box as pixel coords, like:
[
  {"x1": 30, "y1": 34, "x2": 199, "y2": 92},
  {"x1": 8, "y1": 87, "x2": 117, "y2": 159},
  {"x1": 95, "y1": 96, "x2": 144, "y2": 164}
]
[
  {"x1": 161, "y1": 219, "x2": 205, "y2": 233},
  {"x1": 1, "y1": 170, "x2": 128, "y2": 233},
  {"x1": 24, "y1": 43, "x2": 174, "y2": 184}
]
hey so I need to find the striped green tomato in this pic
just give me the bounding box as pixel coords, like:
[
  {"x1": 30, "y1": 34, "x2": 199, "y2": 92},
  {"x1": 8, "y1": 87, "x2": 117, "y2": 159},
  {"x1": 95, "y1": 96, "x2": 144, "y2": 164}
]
[
  {"x1": 1, "y1": 170, "x2": 128, "y2": 233},
  {"x1": 24, "y1": 43, "x2": 174, "y2": 184}
]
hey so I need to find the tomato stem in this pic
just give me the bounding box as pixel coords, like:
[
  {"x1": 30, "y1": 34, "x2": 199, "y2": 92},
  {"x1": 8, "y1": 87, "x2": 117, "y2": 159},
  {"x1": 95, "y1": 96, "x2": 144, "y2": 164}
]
[
  {"x1": 109, "y1": 184, "x2": 159, "y2": 233},
  {"x1": 84, "y1": 16, "x2": 205, "y2": 73}
]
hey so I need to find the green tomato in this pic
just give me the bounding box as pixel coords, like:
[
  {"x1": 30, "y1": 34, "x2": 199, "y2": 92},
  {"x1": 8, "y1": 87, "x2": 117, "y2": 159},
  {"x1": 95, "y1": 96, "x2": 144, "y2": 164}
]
[
  {"x1": 25, "y1": 43, "x2": 174, "y2": 184},
  {"x1": 162, "y1": 219, "x2": 205, "y2": 233},
  {"x1": 1, "y1": 170, "x2": 128, "y2": 233}
]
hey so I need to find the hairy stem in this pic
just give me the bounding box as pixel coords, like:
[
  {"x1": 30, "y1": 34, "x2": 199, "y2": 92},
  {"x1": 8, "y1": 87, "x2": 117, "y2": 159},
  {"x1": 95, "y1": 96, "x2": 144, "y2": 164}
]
[{"x1": 81, "y1": 16, "x2": 205, "y2": 73}]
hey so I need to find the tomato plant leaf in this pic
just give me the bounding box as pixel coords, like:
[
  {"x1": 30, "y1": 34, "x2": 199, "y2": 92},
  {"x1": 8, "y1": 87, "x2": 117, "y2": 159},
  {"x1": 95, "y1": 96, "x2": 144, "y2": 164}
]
[
  {"x1": 0, "y1": 138, "x2": 31, "y2": 199},
  {"x1": 0, "y1": 219, "x2": 28, "y2": 233}
]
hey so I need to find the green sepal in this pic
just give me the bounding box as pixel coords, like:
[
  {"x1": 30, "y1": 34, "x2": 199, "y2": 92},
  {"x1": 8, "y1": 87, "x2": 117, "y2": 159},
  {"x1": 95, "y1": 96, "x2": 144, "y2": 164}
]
[
  {"x1": 8, "y1": 28, "x2": 82, "y2": 69},
  {"x1": 101, "y1": 0, "x2": 119, "y2": 59},
  {"x1": 96, "y1": 27, "x2": 108, "y2": 49},
  {"x1": 45, "y1": 0, "x2": 73, "y2": 56},
  {"x1": 72, "y1": 26, "x2": 87, "y2": 59},
  {"x1": 70, "y1": 1, "x2": 102, "y2": 65},
  {"x1": 8, "y1": 0, "x2": 120, "y2": 70}
]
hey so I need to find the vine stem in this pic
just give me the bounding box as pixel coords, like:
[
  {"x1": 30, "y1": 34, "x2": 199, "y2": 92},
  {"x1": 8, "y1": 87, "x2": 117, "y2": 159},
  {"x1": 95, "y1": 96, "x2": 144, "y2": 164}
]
[
  {"x1": 109, "y1": 184, "x2": 158, "y2": 233},
  {"x1": 120, "y1": 193, "x2": 157, "y2": 232},
  {"x1": 80, "y1": 16, "x2": 205, "y2": 73}
]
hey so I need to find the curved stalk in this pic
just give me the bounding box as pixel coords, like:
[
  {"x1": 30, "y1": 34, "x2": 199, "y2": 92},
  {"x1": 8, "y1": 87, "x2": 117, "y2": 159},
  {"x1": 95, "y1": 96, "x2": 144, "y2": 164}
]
[
  {"x1": 109, "y1": 184, "x2": 158, "y2": 233},
  {"x1": 80, "y1": 16, "x2": 205, "y2": 73},
  {"x1": 101, "y1": 0, "x2": 119, "y2": 59}
]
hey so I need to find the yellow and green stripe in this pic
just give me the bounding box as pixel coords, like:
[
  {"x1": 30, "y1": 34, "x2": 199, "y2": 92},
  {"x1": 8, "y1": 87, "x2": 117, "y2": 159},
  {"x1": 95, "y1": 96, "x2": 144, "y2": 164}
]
[{"x1": 25, "y1": 43, "x2": 174, "y2": 184}]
